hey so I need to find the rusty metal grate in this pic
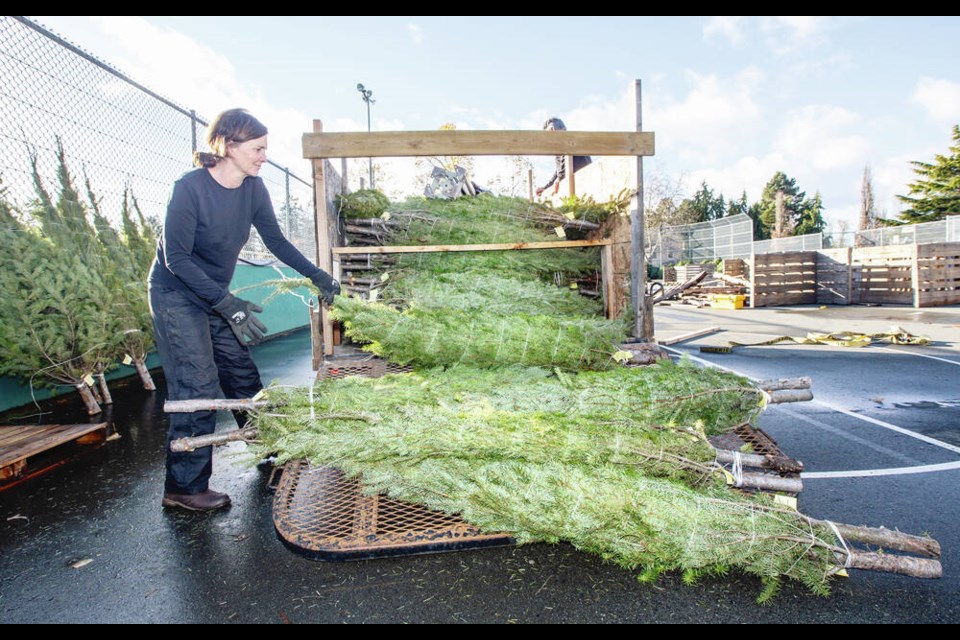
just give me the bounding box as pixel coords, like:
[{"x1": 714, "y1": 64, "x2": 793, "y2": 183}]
[
  {"x1": 317, "y1": 355, "x2": 413, "y2": 380},
  {"x1": 273, "y1": 460, "x2": 515, "y2": 560},
  {"x1": 709, "y1": 423, "x2": 785, "y2": 459},
  {"x1": 709, "y1": 423, "x2": 801, "y2": 497}
]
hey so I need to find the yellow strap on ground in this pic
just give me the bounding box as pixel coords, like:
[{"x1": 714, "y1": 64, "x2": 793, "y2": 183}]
[{"x1": 700, "y1": 328, "x2": 929, "y2": 354}]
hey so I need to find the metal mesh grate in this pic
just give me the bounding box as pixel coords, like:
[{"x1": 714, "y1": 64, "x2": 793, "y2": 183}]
[
  {"x1": 317, "y1": 356, "x2": 413, "y2": 380},
  {"x1": 273, "y1": 461, "x2": 515, "y2": 560}
]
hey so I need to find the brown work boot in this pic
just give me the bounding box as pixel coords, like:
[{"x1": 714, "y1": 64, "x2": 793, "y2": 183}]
[{"x1": 162, "y1": 489, "x2": 231, "y2": 512}]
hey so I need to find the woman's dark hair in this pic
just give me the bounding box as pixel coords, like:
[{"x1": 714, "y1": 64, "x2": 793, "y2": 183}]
[
  {"x1": 543, "y1": 117, "x2": 566, "y2": 131},
  {"x1": 193, "y1": 108, "x2": 269, "y2": 168}
]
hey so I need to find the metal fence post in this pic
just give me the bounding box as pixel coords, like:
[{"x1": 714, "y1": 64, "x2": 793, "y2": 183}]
[{"x1": 190, "y1": 110, "x2": 198, "y2": 153}]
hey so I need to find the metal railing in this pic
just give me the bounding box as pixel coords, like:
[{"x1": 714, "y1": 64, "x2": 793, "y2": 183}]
[{"x1": 0, "y1": 16, "x2": 316, "y2": 262}]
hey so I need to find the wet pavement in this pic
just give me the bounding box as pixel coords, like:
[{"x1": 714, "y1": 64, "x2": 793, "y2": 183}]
[{"x1": 2, "y1": 306, "x2": 960, "y2": 623}]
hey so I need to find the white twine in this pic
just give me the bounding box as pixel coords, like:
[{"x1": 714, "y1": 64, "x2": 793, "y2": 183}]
[
  {"x1": 308, "y1": 377, "x2": 316, "y2": 421},
  {"x1": 460, "y1": 319, "x2": 475, "y2": 362},
  {"x1": 732, "y1": 451, "x2": 744, "y2": 488},
  {"x1": 551, "y1": 322, "x2": 564, "y2": 362},
  {"x1": 519, "y1": 324, "x2": 532, "y2": 364},
  {"x1": 826, "y1": 520, "x2": 853, "y2": 568},
  {"x1": 495, "y1": 319, "x2": 507, "y2": 361}
]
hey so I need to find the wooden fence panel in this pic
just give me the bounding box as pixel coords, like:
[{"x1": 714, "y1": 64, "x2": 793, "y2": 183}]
[
  {"x1": 816, "y1": 248, "x2": 854, "y2": 305},
  {"x1": 852, "y1": 245, "x2": 915, "y2": 305},
  {"x1": 916, "y1": 242, "x2": 960, "y2": 307},
  {"x1": 750, "y1": 251, "x2": 818, "y2": 308}
]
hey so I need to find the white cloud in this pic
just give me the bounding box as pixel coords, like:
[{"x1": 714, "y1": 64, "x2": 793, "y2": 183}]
[
  {"x1": 83, "y1": 17, "x2": 313, "y2": 174},
  {"x1": 874, "y1": 153, "x2": 919, "y2": 218},
  {"x1": 648, "y1": 69, "x2": 765, "y2": 163},
  {"x1": 912, "y1": 77, "x2": 960, "y2": 123},
  {"x1": 687, "y1": 153, "x2": 787, "y2": 204},
  {"x1": 703, "y1": 16, "x2": 744, "y2": 45},
  {"x1": 759, "y1": 16, "x2": 827, "y2": 55},
  {"x1": 406, "y1": 23, "x2": 424, "y2": 45},
  {"x1": 774, "y1": 105, "x2": 870, "y2": 171}
]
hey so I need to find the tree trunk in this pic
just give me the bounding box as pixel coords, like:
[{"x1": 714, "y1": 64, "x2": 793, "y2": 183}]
[
  {"x1": 714, "y1": 449, "x2": 803, "y2": 474},
  {"x1": 170, "y1": 427, "x2": 259, "y2": 453},
  {"x1": 164, "y1": 398, "x2": 268, "y2": 413},
  {"x1": 846, "y1": 553, "x2": 941, "y2": 579},
  {"x1": 757, "y1": 377, "x2": 812, "y2": 392},
  {"x1": 766, "y1": 389, "x2": 813, "y2": 404},
  {"x1": 89, "y1": 380, "x2": 103, "y2": 404},
  {"x1": 135, "y1": 358, "x2": 156, "y2": 391},
  {"x1": 737, "y1": 473, "x2": 803, "y2": 494},
  {"x1": 814, "y1": 520, "x2": 941, "y2": 558},
  {"x1": 76, "y1": 383, "x2": 102, "y2": 415},
  {"x1": 96, "y1": 373, "x2": 113, "y2": 405}
]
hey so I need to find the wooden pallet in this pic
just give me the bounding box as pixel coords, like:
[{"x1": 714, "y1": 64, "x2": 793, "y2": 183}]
[{"x1": 0, "y1": 422, "x2": 109, "y2": 490}]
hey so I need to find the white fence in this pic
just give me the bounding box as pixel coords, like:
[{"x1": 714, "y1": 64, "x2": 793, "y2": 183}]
[{"x1": 649, "y1": 214, "x2": 959, "y2": 268}]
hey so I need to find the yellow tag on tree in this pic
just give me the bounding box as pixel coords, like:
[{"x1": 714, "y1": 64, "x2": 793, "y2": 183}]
[
  {"x1": 774, "y1": 494, "x2": 798, "y2": 510},
  {"x1": 83, "y1": 374, "x2": 95, "y2": 387},
  {"x1": 564, "y1": 212, "x2": 576, "y2": 220},
  {"x1": 554, "y1": 226, "x2": 566, "y2": 238},
  {"x1": 381, "y1": 211, "x2": 391, "y2": 220},
  {"x1": 570, "y1": 282, "x2": 578, "y2": 290},
  {"x1": 611, "y1": 350, "x2": 633, "y2": 364},
  {"x1": 369, "y1": 289, "x2": 380, "y2": 301},
  {"x1": 122, "y1": 354, "x2": 133, "y2": 365},
  {"x1": 380, "y1": 272, "x2": 390, "y2": 282},
  {"x1": 252, "y1": 389, "x2": 267, "y2": 402}
]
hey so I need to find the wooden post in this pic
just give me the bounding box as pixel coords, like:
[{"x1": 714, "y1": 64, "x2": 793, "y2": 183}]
[
  {"x1": 309, "y1": 300, "x2": 322, "y2": 371},
  {"x1": 631, "y1": 79, "x2": 650, "y2": 339},
  {"x1": 312, "y1": 120, "x2": 335, "y2": 359},
  {"x1": 340, "y1": 158, "x2": 348, "y2": 195},
  {"x1": 528, "y1": 168, "x2": 534, "y2": 202},
  {"x1": 911, "y1": 243, "x2": 920, "y2": 308},
  {"x1": 601, "y1": 243, "x2": 614, "y2": 319},
  {"x1": 566, "y1": 155, "x2": 575, "y2": 198}
]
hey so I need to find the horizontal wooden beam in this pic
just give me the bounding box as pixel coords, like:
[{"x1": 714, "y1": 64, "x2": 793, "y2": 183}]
[
  {"x1": 303, "y1": 130, "x2": 655, "y2": 159},
  {"x1": 332, "y1": 239, "x2": 612, "y2": 256}
]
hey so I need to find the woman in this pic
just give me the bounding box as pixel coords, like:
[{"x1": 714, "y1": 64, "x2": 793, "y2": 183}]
[
  {"x1": 535, "y1": 117, "x2": 592, "y2": 198},
  {"x1": 148, "y1": 108, "x2": 340, "y2": 512}
]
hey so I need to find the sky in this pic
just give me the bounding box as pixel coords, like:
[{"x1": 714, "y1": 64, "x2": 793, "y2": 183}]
[{"x1": 29, "y1": 15, "x2": 960, "y2": 232}]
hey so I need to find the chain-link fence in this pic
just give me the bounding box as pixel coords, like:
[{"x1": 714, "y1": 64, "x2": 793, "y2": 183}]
[
  {"x1": 0, "y1": 16, "x2": 316, "y2": 263},
  {"x1": 648, "y1": 213, "x2": 960, "y2": 269},
  {"x1": 752, "y1": 232, "x2": 823, "y2": 254},
  {"x1": 842, "y1": 215, "x2": 960, "y2": 248},
  {"x1": 646, "y1": 214, "x2": 754, "y2": 268}
]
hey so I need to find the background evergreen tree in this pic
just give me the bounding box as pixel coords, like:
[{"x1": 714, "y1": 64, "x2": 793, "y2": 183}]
[
  {"x1": 896, "y1": 124, "x2": 960, "y2": 223},
  {"x1": 794, "y1": 191, "x2": 827, "y2": 236},
  {"x1": 757, "y1": 172, "x2": 806, "y2": 240}
]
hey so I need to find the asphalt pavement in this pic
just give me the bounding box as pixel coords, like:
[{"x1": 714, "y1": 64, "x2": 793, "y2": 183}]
[{"x1": 1, "y1": 303, "x2": 958, "y2": 623}]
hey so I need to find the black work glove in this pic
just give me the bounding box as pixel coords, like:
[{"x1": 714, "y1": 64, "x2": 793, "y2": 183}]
[
  {"x1": 309, "y1": 270, "x2": 341, "y2": 305},
  {"x1": 212, "y1": 293, "x2": 268, "y2": 345}
]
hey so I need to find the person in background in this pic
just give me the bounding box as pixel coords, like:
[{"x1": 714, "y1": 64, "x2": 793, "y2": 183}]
[
  {"x1": 148, "y1": 108, "x2": 340, "y2": 512},
  {"x1": 535, "y1": 117, "x2": 592, "y2": 198}
]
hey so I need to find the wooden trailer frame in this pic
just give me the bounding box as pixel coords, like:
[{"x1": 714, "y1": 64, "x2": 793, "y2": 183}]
[{"x1": 301, "y1": 81, "x2": 655, "y2": 361}]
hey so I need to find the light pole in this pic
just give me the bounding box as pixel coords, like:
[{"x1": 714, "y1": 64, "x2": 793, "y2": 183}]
[{"x1": 356, "y1": 83, "x2": 375, "y2": 189}]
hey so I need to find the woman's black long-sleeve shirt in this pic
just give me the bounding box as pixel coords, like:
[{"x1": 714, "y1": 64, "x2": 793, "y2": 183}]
[{"x1": 148, "y1": 168, "x2": 320, "y2": 310}]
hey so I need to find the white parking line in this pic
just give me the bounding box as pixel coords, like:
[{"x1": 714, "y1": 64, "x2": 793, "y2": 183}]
[
  {"x1": 876, "y1": 346, "x2": 960, "y2": 367},
  {"x1": 810, "y1": 399, "x2": 960, "y2": 456},
  {"x1": 802, "y1": 460, "x2": 960, "y2": 479},
  {"x1": 660, "y1": 343, "x2": 960, "y2": 478}
]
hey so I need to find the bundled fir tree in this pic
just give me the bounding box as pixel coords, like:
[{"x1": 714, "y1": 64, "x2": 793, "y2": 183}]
[
  {"x1": 86, "y1": 181, "x2": 156, "y2": 391},
  {"x1": 0, "y1": 140, "x2": 158, "y2": 412},
  {"x1": 242, "y1": 363, "x2": 939, "y2": 603}
]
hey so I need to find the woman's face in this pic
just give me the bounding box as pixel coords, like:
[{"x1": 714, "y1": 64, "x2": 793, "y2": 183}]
[{"x1": 226, "y1": 135, "x2": 268, "y2": 177}]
